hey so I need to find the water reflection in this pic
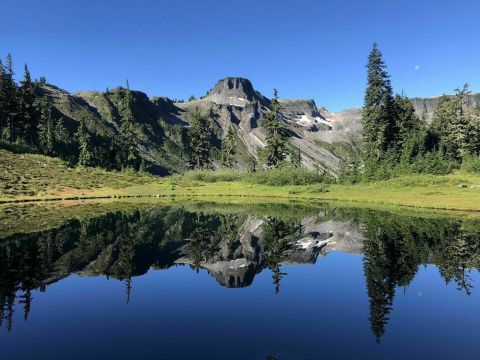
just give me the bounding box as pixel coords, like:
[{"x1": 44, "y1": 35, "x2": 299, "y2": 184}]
[
  {"x1": 359, "y1": 211, "x2": 480, "y2": 341},
  {"x1": 1, "y1": 203, "x2": 479, "y2": 343}
]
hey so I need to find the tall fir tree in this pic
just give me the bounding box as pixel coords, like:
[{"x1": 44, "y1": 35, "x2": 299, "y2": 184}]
[
  {"x1": 19, "y1": 64, "x2": 38, "y2": 144},
  {"x1": 188, "y1": 108, "x2": 213, "y2": 169},
  {"x1": 262, "y1": 89, "x2": 288, "y2": 167},
  {"x1": 452, "y1": 84, "x2": 477, "y2": 159},
  {"x1": 290, "y1": 147, "x2": 301, "y2": 168},
  {"x1": 430, "y1": 85, "x2": 477, "y2": 162},
  {"x1": 220, "y1": 127, "x2": 237, "y2": 168},
  {"x1": 0, "y1": 59, "x2": 6, "y2": 136},
  {"x1": 120, "y1": 80, "x2": 139, "y2": 169},
  {"x1": 76, "y1": 119, "x2": 94, "y2": 166},
  {"x1": 248, "y1": 155, "x2": 257, "y2": 172},
  {"x1": 393, "y1": 93, "x2": 422, "y2": 152},
  {"x1": 35, "y1": 97, "x2": 57, "y2": 156},
  {"x1": 2, "y1": 54, "x2": 19, "y2": 142},
  {"x1": 362, "y1": 44, "x2": 395, "y2": 172},
  {"x1": 465, "y1": 106, "x2": 480, "y2": 156}
]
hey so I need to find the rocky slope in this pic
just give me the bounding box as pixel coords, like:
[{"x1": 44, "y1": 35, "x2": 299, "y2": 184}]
[
  {"x1": 37, "y1": 77, "x2": 362, "y2": 176},
  {"x1": 411, "y1": 93, "x2": 480, "y2": 122},
  {"x1": 160, "y1": 77, "x2": 363, "y2": 174}
]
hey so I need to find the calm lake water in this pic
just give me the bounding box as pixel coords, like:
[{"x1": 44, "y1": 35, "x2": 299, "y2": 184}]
[{"x1": 1, "y1": 202, "x2": 480, "y2": 359}]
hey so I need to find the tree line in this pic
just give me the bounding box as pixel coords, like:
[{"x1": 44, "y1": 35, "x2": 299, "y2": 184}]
[
  {"x1": 4, "y1": 48, "x2": 478, "y2": 179},
  {"x1": 0, "y1": 54, "x2": 145, "y2": 171},
  {"x1": 344, "y1": 43, "x2": 480, "y2": 182},
  {"x1": 1, "y1": 52, "x2": 299, "y2": 174}
]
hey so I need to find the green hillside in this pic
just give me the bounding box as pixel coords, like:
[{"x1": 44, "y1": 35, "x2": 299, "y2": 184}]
[{"x1": 0, "y1": 148, "x2": 155, "y2": 199}]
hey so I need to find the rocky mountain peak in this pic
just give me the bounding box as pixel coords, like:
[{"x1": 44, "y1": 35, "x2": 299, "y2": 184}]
[
  {"x1": 205, "y1": 77, "x2": 269, "y2": 107},
  {"x1": 278, "y1": 99, "x2": 331, "y2": 130}
]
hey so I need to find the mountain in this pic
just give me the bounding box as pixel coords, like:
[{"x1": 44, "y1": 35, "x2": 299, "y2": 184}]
[
  {"x1": 37, "y1": 83, "x2": 189, "y2": 174},
  {"x1": 35, "y1": 76, "x2": 477, "y2": 176},
  {"x1": 0, "y1": 205, "x2": 362, "y2": 292},
  {"x1": 35, "y1": 77, "x2": 362, "y2": 176}
]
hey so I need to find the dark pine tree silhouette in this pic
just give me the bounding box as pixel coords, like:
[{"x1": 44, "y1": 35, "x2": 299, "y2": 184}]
[
  {"x1": 362, "y1": 43, "x2": 395, "y2": 174},
  {"x1": 262, "y1": 89, "x2": 288, "y2": 167}
]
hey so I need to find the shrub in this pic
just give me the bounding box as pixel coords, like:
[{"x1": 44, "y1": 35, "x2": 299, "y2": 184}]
[
  {"x1": 172, "y1": 169, "x2": 245, "y2": 183},
  {"x1": 0, "y1": 139, "x2": 39, "y2": 154},
  {"x1": 461, "y1": 155, "x2": 480, "y2": 173},
  {"x1": 173, "y1": 167, "x2": 334, "y2": 186},
  {"x1": 409, "y1": 152, "x2": 459, "y2": 175},
  {"x1": 246, "y1": 167, "x2": 334, "y2": 186}
]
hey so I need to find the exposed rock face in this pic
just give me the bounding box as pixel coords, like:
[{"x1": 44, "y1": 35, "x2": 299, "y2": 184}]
[
  {"x1": 204, "y1": 77, "x2": 270, "y2": 107},
  {"x1": 318, "y1": 108, "x2": 363, "y2": 144},
  {"x1": 162, "y1": 78, "x2": 363, "y2": 175},
  {"x1": 412, "y1": 93, "x2": 480, "y2": 122},
  {"x1": 279, "y1": 99, "x2": 331, "y2": 131}
]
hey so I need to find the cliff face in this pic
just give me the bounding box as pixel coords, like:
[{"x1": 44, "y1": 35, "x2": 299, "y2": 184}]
[
  {"x1": 204, "y1": 77, "x2": 270, "y2": 107},
  {"x1": 412, "y1": 93, "x2": 480, "y2": 122}
]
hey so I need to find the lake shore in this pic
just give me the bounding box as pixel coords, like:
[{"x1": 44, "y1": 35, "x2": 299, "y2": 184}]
[
  {"x1": 2, "y1": 149, "x2": 480, "y2": 212},
  {"x1": 2, "y1": 177, "x2": 480, "y2": 213}
]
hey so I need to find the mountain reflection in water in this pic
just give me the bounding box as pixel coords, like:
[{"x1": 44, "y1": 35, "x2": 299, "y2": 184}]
[{"x1": 1, "y1": 202, "x2": 480, "y2": 357}]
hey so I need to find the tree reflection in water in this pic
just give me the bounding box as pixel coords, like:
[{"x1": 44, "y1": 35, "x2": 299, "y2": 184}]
[{"x1": 1, "y1": 204, "x2": 480, "y2": 342}]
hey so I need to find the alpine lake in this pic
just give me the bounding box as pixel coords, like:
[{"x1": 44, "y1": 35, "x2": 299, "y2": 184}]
[{"x1": 1, "y1": 199, "x2": 479, "y2": 359}]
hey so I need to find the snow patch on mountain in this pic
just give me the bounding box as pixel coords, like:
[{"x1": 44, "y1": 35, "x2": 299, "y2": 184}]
[{"x1": 295, "y1": 114, "x2": 332, "y2": 127}]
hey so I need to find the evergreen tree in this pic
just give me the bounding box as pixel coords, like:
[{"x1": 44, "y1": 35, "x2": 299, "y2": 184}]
[
  {"x1": 248, "y1": 155, "x2": 257, "y2": 172},
  {"x1": 465, "y1": 106, "x2": 480, "y2": 155},
  {"x1": 339, "y1": 157, "x2": 361, "y2": 184},
  {"x1": 262, "y1": 89, "x2": 288, "y2": 167},
  {"x1": 2, "y1": 54, "x2": 19, "y2": 142},
  {"x1": 120, "y1": 80, "x2": 139, "y2": 169},
  {"x1": 0, "y1": 60, "x2": 6, "y2": 137},
  {"x1": 362, "y1": 44, "x2": 395, "y2": 172},
  {"x1": 76, "y1": 120, "x2": 94, "y2": 166},
  {"x1": 116, "y1": 234, "x2": 136, "y2": 304},
  {"x1": 45, "y1": 107, "x2": 55, "y2": 155},
  {"x1": 19, "y1": 64, "x2": 37, "y2": 144},
  {"x1": 54, "y1": 117, "x2": 70, "y2": 145},
  {"x1": 220, "y1": 127, "x2": 237, "y2": 168},
  {"x1": 37, "y1": 99, "x2": 55, "y2": 155},
  {"x1": 393, "y1": 93, "x2": 422, "y2": 151},
  {"x1": 430, "y1": 86, "x2": 476, "y2": 162},
  {"x1": 188, "y1": 108, "x2": 213, "y2": 169},
  {"x1": 452, "y1": 85, "x2": 477, "y2": 158},
  {"x1": 290, "y1": 147, "x2": 301, "y2": 168}
]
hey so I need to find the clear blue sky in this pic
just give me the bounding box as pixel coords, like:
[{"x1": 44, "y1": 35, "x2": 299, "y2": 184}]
[{"x1": 1, "y1": 0, "x2": 479, "y2": 111}]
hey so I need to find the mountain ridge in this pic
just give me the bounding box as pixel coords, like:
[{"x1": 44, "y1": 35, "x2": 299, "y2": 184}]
[{"x1": 33, "y1": 76, "x2": 479, "y2": 176}]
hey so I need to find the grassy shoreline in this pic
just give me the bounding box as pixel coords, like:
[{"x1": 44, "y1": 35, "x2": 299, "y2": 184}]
[
  {"x1": 2, "y1": 178, "x2": 480, "y2": 213},
  {"x1": 2, "y1": 149, "x2": 480, "y2": 212}
]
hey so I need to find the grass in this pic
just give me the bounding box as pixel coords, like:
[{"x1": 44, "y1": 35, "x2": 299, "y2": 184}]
[
  {"x1": 2, "y1": 149, "x2": 480, "y2": 212},
  {"x1": 172, "y1": 167, "x2": 333, "y2": 186},
  {"x1": 0, "y1": 149, "x2": 156, "y2": 199}
]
